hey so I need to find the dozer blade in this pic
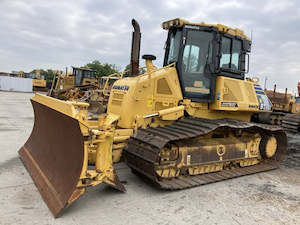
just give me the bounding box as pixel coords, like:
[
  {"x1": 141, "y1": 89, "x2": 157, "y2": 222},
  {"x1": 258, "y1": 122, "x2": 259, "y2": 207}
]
[
  {"x1": 19, "y1": 99, "x2": 85, "y2": 217},
  {"x1": 18, "y1": 95, "x2": 125, "y2": 217}
]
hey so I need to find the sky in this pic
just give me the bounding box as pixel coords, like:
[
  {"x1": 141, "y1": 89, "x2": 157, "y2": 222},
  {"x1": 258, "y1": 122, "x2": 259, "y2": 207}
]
[{"x1": 1, "y1": 0, "x2": 300, "y2": 93}]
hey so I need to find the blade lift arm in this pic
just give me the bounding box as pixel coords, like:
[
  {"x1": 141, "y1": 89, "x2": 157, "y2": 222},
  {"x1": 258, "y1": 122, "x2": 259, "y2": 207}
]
[{"x1": 77, "y1": 113, "x2": 126, "y2": 192}]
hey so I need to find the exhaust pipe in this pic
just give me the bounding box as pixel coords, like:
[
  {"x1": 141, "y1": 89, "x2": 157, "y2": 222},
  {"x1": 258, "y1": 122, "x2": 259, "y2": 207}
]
[{"x1": 130, "y1": 19, "x2": 141, "y2": 76}]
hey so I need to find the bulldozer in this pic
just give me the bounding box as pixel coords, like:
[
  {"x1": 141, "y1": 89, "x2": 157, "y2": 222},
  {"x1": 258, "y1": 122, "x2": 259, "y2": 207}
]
[
  {"x1": 266, "y1": 87, "x2": 300, "y2": 115},
  {"x1": 19, "y1": 18, "x2": 287, "y2": 217},
  {"x1": 281, "y1": 83, "x2": 300, "y2": 132},
  {"x1": 48, "y1": 67, "x2": 122, "y2": 114},
  {"x1": 48, "y1": 66, "x2": 99, "y2": 98},
  {"x1": 31, "y1": 70, "x2": 47, "y2": 92},
  {"x1": 252, "y1": 84, "x2": 300, "y2": 132},
  {"x1": 253, "y1": 85, "x2": 300, "y2": 124},
  {"x1": 32, "y1": 69, "x2": 48, "y2": 92}
]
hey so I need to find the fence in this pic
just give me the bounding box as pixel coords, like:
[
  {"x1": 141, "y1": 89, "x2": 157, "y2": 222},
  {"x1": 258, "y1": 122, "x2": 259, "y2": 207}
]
[{"x1": 0, "y1": 76, "x2": 32, "y2": 92}]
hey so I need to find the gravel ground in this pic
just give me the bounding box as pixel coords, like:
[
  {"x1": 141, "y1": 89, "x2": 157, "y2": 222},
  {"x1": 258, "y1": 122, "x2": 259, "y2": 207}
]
[{"x1": 0, "y1": 91, "x2": 299, "y2": 225}]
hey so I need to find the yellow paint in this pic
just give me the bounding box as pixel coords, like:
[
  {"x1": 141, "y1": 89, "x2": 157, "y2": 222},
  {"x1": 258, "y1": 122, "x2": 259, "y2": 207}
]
[
  {"x1": 265, "y1": 136, "x2": 277, "y2": 158},
  {"x1": 147, "y1": 94, "x2": 153, "y2": 107},
  {"x1": 210, "y1": 76, "x2": 263, "y2": 112},
  {"x1": 162, "y1": 18, "x2": 250, "y2": 40},
  {"x1": 32, "y1": 79, "x2": 46, "y2": 88},
  {"x1": 32, "y1": 69, "x2": 46, "y2": 88},
  {"x1": 107, "y1": 63, "x2": 183, "y2": 128}
]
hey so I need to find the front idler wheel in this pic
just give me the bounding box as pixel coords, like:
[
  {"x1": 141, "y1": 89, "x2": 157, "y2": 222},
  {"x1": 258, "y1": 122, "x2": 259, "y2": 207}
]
[{"x1": 259, "y1": 135, "x2": 277, "y2": 159}]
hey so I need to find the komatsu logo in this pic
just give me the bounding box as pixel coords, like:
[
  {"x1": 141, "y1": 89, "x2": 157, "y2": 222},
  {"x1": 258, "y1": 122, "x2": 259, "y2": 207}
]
[{"x1": 112, "y1": 85, "x2": 130, "y2": 91}]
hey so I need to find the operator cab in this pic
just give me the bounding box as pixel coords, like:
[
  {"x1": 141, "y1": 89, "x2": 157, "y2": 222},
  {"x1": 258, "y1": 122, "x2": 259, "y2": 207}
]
[
  {"x1": 163, "y1": 18, "x2": 251, "y2": 102},
  {"x1": 72, "y1": 67, "x2": 97, "y2": 85}
]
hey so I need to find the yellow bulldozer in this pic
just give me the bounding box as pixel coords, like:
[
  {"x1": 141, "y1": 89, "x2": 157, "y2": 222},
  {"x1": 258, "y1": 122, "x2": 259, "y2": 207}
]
[
  {"x1": 32, "y1": 69, "x2": 47, "y2": 91},
  {"x1": 48, "y1": 67, "x2": 120, "y2": 114},
  {"x1": 252, "y1": 84, "x2": 300, "y2": 132},
  {"x1": 48, "y1": 66, "x2": 99, "y2": 98},
  {"x1": 19, "y1": 18, "x2": 287, "y2": 217}
]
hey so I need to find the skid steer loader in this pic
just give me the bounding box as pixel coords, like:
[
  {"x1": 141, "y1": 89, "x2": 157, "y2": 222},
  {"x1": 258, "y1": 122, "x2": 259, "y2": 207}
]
[{"x1": 19, "y1": 18, "x2": 287, "y2": 217}]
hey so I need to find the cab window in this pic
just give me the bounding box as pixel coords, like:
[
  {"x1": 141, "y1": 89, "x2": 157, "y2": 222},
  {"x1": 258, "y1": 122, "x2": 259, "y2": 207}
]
[
  {"x1": 232, "y1": 39, "x2": 241, "y2": 70},
  {"x1": 220, "y1": 37, "x2": 231, "y2": 68},
  {"x1": 220, "y1": 37, "x2": 242, "y2": 71},
  {"x1": 74, "y1": 69, "x2": 83, "y2": 85},
  {"x1": 166, "y1": 29, "x2": 182, "y2": 65},
  {"x1": 183, "y1": 45, "x2": 201, "y2": 73}
]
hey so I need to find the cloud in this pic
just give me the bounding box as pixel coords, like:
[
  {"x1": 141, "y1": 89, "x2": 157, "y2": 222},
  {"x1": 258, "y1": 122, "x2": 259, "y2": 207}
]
[{"x1": 0, "y1": 0, "x2": 299, "y2": 92}]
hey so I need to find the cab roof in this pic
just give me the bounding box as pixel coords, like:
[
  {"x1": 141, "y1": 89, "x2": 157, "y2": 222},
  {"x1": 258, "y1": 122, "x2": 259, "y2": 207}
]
[
  {"x1": 162, "y1": 18, "x2": 250, "y2": 40},
  {"x1": 72, "y1": 66, "x2": 95, "y2": 72}
]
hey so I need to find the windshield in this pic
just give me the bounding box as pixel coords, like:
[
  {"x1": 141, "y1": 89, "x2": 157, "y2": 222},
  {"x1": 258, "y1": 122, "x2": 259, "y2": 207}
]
[
  {"x1": 166, "y1": 29, "x2": 182, "y2": 65},
  {"x1": 181, "y1": 29, "x2": 213, "y2": 98}
]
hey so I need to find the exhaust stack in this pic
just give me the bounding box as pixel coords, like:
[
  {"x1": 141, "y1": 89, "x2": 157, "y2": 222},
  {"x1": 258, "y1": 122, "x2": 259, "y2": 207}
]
[{"x1": 130, "y1": 19, "x2": 141, "y2": 76}]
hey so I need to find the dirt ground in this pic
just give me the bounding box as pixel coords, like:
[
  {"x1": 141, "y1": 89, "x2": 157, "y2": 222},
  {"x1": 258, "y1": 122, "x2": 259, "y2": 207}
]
[{"x1": 0, "y1": 91, "x2": 299, "y2": 225}]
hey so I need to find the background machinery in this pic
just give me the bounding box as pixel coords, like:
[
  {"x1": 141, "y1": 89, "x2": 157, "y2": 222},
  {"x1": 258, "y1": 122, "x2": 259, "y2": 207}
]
[
  {"x1": 265, "y1": 86, "x2": 300, "y2": 115},
  {"x1": 253, "y1": 84, "x2": 300, "y2": 132},
  {"x1": 19, "y1": 18, "x2": 287, "y2": 217},
  {"x1": 30, "y1": 70, "x2": 47, "y2": 91},
  {"x1": 281, "y1": 83, "x2": 300, "y2": 132},
  {"x1": 49, "y1": 66, "x2": 98, "y2": 98},
  {"x1": 49, "y1": 66, "x2": 122, "y2": 113},
  {"x1": 253, "y1": 85, "x2": 300, "y2": 124}
]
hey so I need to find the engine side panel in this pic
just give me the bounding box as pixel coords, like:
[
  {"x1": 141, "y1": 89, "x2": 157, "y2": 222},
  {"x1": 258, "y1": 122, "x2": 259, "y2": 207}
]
[
  {"x1": 107, "y1": 66, "x2": 183, "y2": 128},
  {"x1": 210, "y1": 76, "x2": 272, "y2": 112}
]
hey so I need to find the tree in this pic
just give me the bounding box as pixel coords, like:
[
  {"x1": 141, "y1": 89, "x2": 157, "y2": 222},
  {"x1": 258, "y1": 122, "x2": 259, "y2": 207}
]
[
  {"x1": 30, "y1": 69, "x2": 55, "y2": 84},
  {"x1": 123, "y1": 64, "x2": 146, "y2": 77},
  {"x1": 123, "y1": 64, "x2": 131, "y2": 77},
  {"x1": 44, "y1": 70, "x2": 55, "y2": 83},
  {"x1": 85, "y1": 60, "x2": 120, "y2": 77}
]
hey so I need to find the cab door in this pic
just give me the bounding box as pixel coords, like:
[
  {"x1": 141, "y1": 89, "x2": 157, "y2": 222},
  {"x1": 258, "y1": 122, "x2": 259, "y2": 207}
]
[
  {"x1": 177, "y1": 26, "x2": 217, "y2": 102},
  {"x1": 74, "y1": 69, "x2": 84, "y2": 86}
]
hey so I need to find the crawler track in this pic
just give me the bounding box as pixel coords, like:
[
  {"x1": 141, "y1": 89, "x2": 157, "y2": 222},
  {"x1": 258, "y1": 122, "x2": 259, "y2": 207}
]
[
  {"x1": 282, "y1": 114, "x2": 300, "y2": 133},
  {"x1": 124, "y1": 117, "x2": 287, "y2": 190}
]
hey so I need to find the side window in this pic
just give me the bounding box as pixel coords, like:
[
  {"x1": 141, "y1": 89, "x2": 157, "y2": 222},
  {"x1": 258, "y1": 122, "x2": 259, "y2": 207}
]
[
  {"x1": 166, "y1": 30, "x2": 182, "y2": 64},
  {"x1": 75, "y1": 69, "x2": 83, "y2": 85},
  {"x1": 220, "y1": 37, "x2": 231, "y2": 68},
  {"x1": 182, "y1": 45, "x2": 190, "y2": 71},
  {"x1": 231, "y1": 40, "x2": 241, "y2": 70},
  {"x1": 86, "y1": 71, "x2": 91, "y2": 78},
  {"x1": 183, "y1": 45, "x2": 200, "y2": 72},
  {"x1": 220, "y1": 37, "x2": 242, "y2": 71}
]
